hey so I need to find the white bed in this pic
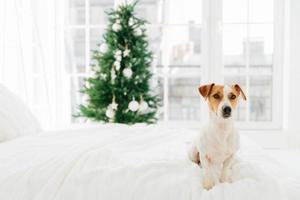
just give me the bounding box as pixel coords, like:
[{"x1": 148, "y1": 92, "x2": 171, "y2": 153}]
[{"x1": 0, "y1": 124, "x2": 298, "y2": 200}]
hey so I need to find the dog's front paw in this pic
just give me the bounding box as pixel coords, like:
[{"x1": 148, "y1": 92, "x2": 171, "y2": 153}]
[{"x1": 202, "y1": 177, "x2": 215, "y2": 190}]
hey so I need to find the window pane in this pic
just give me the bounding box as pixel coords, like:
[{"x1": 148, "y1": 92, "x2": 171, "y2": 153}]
[
  {"x1": 69, "y1": 0, "x2": 85, "y2": 25},
  {"x1": 66, "y1": 29, "x2": 86, "y2": 73},
  {"x1": 249, "y1": 76, "x2": 272, "y2": 121},
  {"x1": 165, "y1": 0, "x2": 202, "y2": 24},
  {"x1": 224, "y1": 76, "x2": 247, "y2": 121},
  {"x1": 90, "y1": 28, "x2": 105, "y2": 54},
  {"x1": 223, "y1": 0, "x2": 247, "y2": 23},
  {"x1": 223, "y1": 0, "x2": 274, "y2": 23},
  {"x1": 249, "y1": 0, "x2": 273, "y2": 23},
  {"x1": 136, "y1": 0, "x2": 162, "y2": 24},
  {"x1": 146, "y1": 26, "x2": 163, "y2": 66},
  {"x1": 162, "y1": 25, "x2": 201, "y2": 66},
  {"x1": 223, "y1": 25, "x2": 247, "y2": 73},
  {"x1": 249, "y1": 24, "x2": 273, "y2": 74},
  {"x1": 90, "y1": 0, "x2": 114, "y2": 25},
  {"x1": 169, "y1": 67, "x2": 201, "y2": 77},
  {"x1": 169, "y1": 78, "x2": 201, "y2": 120}
]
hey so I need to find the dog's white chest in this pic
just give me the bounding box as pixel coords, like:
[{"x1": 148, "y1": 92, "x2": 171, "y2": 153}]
[
  {"x1": 207, "y1": 139, "x2": 233, "y2": 164},
  {"x1": 198, "y1": 126, "x2": 239, "y2": 164}
]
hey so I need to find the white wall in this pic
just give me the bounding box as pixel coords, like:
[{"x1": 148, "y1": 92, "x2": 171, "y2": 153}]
[{"x1": 286, "y1": 0, "x2": 300, "y2": 148}]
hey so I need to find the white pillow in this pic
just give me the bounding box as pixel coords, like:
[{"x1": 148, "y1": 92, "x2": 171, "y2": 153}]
[{"x1": 0, "y1": 85, "x2": 41, "y2": 142}]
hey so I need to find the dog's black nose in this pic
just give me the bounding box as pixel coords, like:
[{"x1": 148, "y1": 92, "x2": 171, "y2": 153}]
[
  {"x1": 223, "y1": 106, "x2": 231, "y2": 114},
  {"x1": 222, "y1": 106, "x2": 231, "y2": 118}
]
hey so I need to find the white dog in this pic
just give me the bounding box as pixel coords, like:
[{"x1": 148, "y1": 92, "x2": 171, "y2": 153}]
[{"x1": 188, "y1": 83, "x2": 247, "y2": 190}]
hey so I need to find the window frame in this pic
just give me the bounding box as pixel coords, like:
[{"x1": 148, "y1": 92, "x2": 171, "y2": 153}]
[
  {"x1": 64, "y1": 0, "x2": 284, "y2": 130},
  {"x1": 199, "y1": 0, "x2": 284, "y2": 130}
]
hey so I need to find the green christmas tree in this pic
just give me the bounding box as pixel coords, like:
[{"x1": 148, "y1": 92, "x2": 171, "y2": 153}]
[{"x1": 78, "y1": 2, "x2": 160, "y2": 124}]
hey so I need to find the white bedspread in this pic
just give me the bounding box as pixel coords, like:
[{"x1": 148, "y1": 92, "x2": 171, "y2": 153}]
[{"x1": 0, "y1": 124, "x2": 288, "y2": 200}]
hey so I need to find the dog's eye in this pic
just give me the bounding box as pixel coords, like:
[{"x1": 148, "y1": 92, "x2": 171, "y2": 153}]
[
  {"x1": 213, "y1": 94, "x2": 220, "y2": 99},
  {"x1": 230, "y1": 94, "x2": 236, "y2": 100}
]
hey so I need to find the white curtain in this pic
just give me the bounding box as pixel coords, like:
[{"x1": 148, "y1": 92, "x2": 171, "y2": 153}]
[
  {"x1": 0, "y1": 0, "x2": 69, "y2": 130},
  {"x1": 0, "y1": 0, "x2": 32, "y2": 101}
]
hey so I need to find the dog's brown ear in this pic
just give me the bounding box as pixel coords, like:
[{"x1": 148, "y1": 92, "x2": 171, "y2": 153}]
[
  {"x1": 233, "y1": 84, "x2": 247, "y2": 100},
  {"x1": 198, "y1": 83, "x2": 215, "y2": 100}
]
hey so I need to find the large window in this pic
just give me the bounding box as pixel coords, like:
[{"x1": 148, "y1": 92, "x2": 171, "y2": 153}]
[
  {"x1": 222, "y1": 0, "x2": 282, "y2": 129},
  {"x1": 65, "y1": 0, "x2": 283, "y2": 128}
]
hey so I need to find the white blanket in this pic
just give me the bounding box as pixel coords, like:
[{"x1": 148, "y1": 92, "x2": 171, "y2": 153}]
[{"x1": 0, "y1": 124, "x2": 287, "y2": 200}]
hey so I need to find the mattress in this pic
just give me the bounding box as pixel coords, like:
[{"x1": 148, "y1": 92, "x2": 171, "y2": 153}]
[{"x1": 0, "y1": 124, "x2": 295, "y2": 200}]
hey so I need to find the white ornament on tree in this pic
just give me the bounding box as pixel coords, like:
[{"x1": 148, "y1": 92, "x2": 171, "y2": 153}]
[
  {"x1": 111, "y1": 68, "x2": 116, "y2": 82},
  {"x1": 105, "y1": 107, "x2": 115, "y2": 119},
  {"x1": 114, "y1": 50, "x2": 122, "y2": 61},
  {"x1": 109, "y1": 95, "x2": 118, "y2": 110},
  {"x1": 128, "y1": 17, "x2": 135, "y2": 26},
  {"x1": 106, "y1": 93, "x2": 118, "y2": 119},
  {"x1": 123, "y1": 49, "x2": 130, "y2": 57},
  {"x1": 123, "y1": 68, "x2": 133, "y2": 78},
  {"x1": 115, "y1": 49, "x2": 122, "y2": 56},
  {"x1": 115, "y1": 55, "x2": 122, "y2": 62},
  {"x1": 111, "y1": 101, "x2": 118, "y2": 110},
  {"x1": 128, "y1": 99, "x2": 139, "y2": 112},
  {"x1": 139, "y1": 100, "x2": 149, "y2": 112},
  {"x1": 112, "y1": 22, "x2": 121, "y2": 32},
  {"x1": 114, "y1": 61, "x2": 121, "y2": 71},
  {"x1": 99, "y1": 43, "x2": 108, "y2": 53}
]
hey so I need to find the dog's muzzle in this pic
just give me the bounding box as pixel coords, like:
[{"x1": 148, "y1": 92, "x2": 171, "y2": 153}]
[{"x1": 222, "y1": 106, "x2": 232, "y2": 118}]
